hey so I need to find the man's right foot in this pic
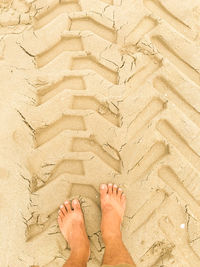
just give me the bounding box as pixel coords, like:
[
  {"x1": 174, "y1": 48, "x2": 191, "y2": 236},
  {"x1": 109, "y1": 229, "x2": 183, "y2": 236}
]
[{"x1": 100, "y1": 183, "x2": 126, "y2": 245}]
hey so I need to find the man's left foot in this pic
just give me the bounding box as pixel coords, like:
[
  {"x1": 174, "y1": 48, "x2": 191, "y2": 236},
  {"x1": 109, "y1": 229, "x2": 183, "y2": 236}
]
[{"x1": 58, "y1": 199, "x2": 90, "y2": 262}]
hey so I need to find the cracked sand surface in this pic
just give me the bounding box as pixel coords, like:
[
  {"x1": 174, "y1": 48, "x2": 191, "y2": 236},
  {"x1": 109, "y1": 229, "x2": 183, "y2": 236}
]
[{"x1": 1, "y1": 0, "x2": 200, "y2": 266}]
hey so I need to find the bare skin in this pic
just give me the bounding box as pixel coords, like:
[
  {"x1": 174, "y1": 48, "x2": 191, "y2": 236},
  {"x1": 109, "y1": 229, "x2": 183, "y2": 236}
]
[
  {"x1": 100, "y1": 183, "x2": 135, "y2": 266},
  {"x1": 58, "y1": 199, "x2": 90, "y2": 267},
  {"x1": 58, "y1": 183, "x2": 136, "y2": 267}
]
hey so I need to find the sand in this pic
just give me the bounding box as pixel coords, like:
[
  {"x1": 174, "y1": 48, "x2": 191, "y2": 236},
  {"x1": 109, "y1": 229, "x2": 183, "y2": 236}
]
[{"x1": 1, "y1": 0, "x2": 200, "y2": 266}]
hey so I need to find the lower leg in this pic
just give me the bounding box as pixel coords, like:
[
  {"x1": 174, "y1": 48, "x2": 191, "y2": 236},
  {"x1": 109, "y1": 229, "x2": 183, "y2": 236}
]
[
  {"x1": 63, "y1": 251, "x2": 87, "y2": 267},
  {"x1": 103, "y1": 236, "x2": 135, "y2": 265},
  {"x1": 100, "y1": 183, "x2": 136, "y2": 266}
]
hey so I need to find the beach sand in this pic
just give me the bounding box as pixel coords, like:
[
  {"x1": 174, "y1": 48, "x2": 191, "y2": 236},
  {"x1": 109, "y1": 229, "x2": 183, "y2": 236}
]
[{"x1": 1, "y1": 0, "x2": 200, "y2": 266}]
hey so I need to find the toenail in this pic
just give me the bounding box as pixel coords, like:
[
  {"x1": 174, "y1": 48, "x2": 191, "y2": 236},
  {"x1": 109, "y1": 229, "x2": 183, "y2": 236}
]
[
  {"x1": 114, "y1": 184, "x2": 117, "y2": 188},
  {"x1": 60, "y1": 205, "x2": 64, "y2": 208},
  {"x1": 101, "y1": 184, "x2": 106, "y2": 189},
  {"x1": 118, "y1": 188, "x2": 122, "y2": 191},
  {"x1": 64, "y1": 201, "x2": 68, "y2": 204},
  {"x1": 108, "y1": 183, "x2": 112, "y2": 186},
  {"x1": 73, "y1": 199, "x2": 78, "y2": 204}
]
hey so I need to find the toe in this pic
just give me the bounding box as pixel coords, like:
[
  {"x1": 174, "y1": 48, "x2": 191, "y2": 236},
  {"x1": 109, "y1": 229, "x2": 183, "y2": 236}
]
[
  {"x1": 64, "y1": 200, "x2": 71, "y2": 212},
  {"x1": 72, "y1": 199, "x2": 81, "y2": 211},
  {"x1": 118, "y1": 187, "x2": 123, "y2": 198},
  {"x1": 100, "y1": 184, "x2": 108, "y2": 198},
  {"x1": 60, "y1": 204, "x2": 67, "y2": 216},
  {"x1": 108, "y1": 183, "x2": 113, "y2": 195},
  {"x1": 57, "y1": 215, "x2": 62, "y2": 225},
  {"x1": 113, "y1": 184, "x2": 117, "y2": 196},
  {"x1": 58, "y1": 209, "x2": 64, "y2": 219},
  {"x1": 121, "y1": 193, "x2": 126, "y2": 204}
]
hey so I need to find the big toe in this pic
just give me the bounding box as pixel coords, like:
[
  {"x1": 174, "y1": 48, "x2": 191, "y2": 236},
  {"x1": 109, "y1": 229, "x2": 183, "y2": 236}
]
[{"x1": 100, "y1": 184, "x2": 108, "y2": 198}]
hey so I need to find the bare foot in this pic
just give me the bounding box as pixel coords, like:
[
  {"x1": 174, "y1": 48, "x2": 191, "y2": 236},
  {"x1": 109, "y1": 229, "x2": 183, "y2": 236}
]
[
  {"x1": 58, "y1": 199, "x2": 90, "y2": 262},
  {"x1": 100, "y1": 183, "x2": 126, "y2": 245}
]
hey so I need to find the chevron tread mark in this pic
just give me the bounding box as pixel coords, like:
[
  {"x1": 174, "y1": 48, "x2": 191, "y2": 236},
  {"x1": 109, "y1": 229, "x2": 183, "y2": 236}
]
[
  {"x1": 156, "y1": 120, "x2": 200, "y2": 172},
  {"x1": 72, "y1": 96, "x2": 120, "y2": 126},
  {"x1": 69, "y1": 16, "x2": 117, "y2": 43},
  {"x1": 143, "y1": 0, "x2": 197, "y2": 40},
  {"x1": 35, "y1": 115, "x2": 86, "y2": 147},
  {"x1": 37, "y1": 75, "x2": 86, "y2": 104},
  {"x1": 125, "y1": 16, "x2": 158, "y2": 45},
  {"x1": 71, "y1": 137, "x2": 121, "y2": 172},
  {"x1": 71, "y1": 55, "x2": 118, "y2": 84},
  {"x1": 36, "y1": 36, "x2": 84, "y2": 68},
  {"x1": 153, "y1": 76, "x2": 200, "y2": 128},
  {"x1": 33, "y1": 1, "x2": 81, "y2": 30},
  {"x1": 158, "y1": 166, "x2": 200, "y2": 221},
  {"x1": 127, "y1": 57, "x2": 162, "y2": 90},
  {"x1": 159, "y1": 216, "x2": 200, "y2": 266},
  {"x1": 151, "y1": 35, "x2": 200, "y2": 87}
]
